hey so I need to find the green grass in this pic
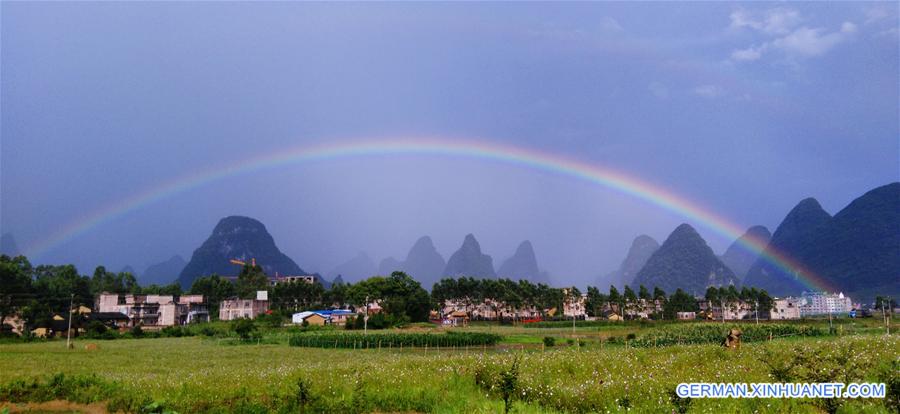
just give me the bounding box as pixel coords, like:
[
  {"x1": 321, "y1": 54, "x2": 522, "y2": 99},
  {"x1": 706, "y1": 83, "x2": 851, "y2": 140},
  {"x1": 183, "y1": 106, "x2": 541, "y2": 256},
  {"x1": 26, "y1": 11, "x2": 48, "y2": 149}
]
[{"x1": 1, "y1": 323, "x2": 898, "y2": 413}]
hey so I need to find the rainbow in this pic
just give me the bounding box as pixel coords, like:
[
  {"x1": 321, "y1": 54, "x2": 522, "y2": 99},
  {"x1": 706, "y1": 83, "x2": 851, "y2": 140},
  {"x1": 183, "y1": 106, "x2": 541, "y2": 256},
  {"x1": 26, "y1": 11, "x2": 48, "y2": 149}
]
[{"x1": 22, "y1": 137, "x2": 833, "y2": 292}]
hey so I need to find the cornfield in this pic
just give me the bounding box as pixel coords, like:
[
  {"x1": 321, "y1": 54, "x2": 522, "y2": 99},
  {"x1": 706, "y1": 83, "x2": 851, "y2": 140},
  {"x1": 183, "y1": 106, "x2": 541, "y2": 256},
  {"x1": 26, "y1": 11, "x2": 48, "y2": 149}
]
[
  {"x1": 288, "y1": 331, "x2": 502, "y2": 349},
  {"x1": 626, "y1": 323, "x2": 824, "y2": 347}
]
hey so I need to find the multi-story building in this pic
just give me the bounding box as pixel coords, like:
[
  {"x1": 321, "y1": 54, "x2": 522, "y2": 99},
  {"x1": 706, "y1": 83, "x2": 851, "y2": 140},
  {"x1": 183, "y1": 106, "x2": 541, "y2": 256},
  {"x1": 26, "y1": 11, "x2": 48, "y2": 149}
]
[
  {"x1": 699, "y1": 299, "x2": 753, "y2": 320},
  {"x1": 800, "y1": 292, "x2": 852, "y2": 316},
  {"x1": 219, "y1": 298, "x2": 269, "y2": 320},
  {"x1": 562, "y1": 291, "x2": 587, "y2": 318},
  {"x1": 269, "y1": 275, "x2": 319, "y2": 286},
  {"x1": 96, "y1": 293, "x2": 209, "y2": 327},
  {"x1": 771, "y1": 297, "x2": 802, "y2": 320}
]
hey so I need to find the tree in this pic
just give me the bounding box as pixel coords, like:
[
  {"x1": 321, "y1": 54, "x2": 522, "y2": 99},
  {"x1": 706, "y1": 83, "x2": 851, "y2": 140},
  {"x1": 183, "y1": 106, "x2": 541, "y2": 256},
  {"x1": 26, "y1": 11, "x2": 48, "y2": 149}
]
[
  {"x1": 638, "y1": 285, "x2": 651, "y2": 301},
  {"x1": 0, "y1": 255, "x2": 33, "y2": 329},
  {"x1": 231, "y1": 318, "x2": 257, "y2": 341},
  {"x1": 236, "y1": 263, "x2": 268, "y2": 299},
  {"x1": 704, "y1": 286, "x2": 719, "y2": 304},
  {"x1": 623, "y1": 285, "x2": 637, "y2": 319},
  {"x1": 585, "y1": 286, "x2": 608, "y2": 317},
  {"x1": 138, "y1": 283, "x2": 183, "y2": 296},
  {"x1": 27, "y1": 264, "x2": 92, "y2": 330},
  {"x1": 190, "y1": 275, "x2": 236, "y2": 319},
  {"x1": 347, "y1": 272, "x2": 431, "y2": 324},
  {"x1": 608, "y1": 285, "x2": 623, "y2": 316},
  {"x1": 875, "y1": 296, "x2": 897, "y2": 311},
  {"x1": 653, "y1": 286, "x2": 667, "y2": 301},
  {"x1": 663, "y1": 288, "x2": 699, "y2": 320},
  {"x1": 272, "y1": 279, "x2": 325, "y2": 312},
  {"x1": 90, "y1": 266, "x2": 137, "y2": 295},
  {"x1": 325, "y1": 279, "x2": 347, "y2": 307}
]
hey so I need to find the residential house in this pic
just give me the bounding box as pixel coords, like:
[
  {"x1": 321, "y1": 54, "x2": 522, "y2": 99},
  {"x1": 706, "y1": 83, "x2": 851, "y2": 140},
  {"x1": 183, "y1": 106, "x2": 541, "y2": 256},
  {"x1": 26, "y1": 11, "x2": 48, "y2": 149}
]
[
  {"x1": 443, "y1": 310, "x2": 469, "y2": 327},
  {"x1": 219, "y1": 298, "x2": 269, "y2": 320},
  {"x1": 96, "y1": 293, "x2": 208, "y2": 327},
  {"x1": 562, "y1": 292, "x2": 587, "y2": 318},
  {"x1": 699, "y1": 299, "x2": 753, "y2": 321},
  {"x1": 270, "y1": 275, "x2": 319, "y2": 286},
  {"x1": 771, "y1": 297, "x2": 802, "y2": 320},
  {"x1": 676, "y1": 311, "x2": 696, "y2": 320},
  {"x1": 292, "y1": 309, "x2": 355, "y2": 326}
]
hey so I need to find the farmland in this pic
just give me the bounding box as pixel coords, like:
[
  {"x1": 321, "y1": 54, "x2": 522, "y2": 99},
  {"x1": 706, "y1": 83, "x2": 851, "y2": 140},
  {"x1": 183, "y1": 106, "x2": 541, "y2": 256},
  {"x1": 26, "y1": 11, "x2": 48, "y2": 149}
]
[{"x1": 1, "y1": 320, "x2": 898, "y2": 413}]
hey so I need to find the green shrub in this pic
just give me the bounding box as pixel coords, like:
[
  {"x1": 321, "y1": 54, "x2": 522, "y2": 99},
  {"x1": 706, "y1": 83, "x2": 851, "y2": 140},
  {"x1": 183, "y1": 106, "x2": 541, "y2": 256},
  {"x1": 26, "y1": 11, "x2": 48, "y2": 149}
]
[
  {"x1": 542, "y1": 336, "x2": 555, "y2": 347},
  {"x1": 160, "y1": 326, "x2": 185, "y2": 338},
  {"x1": 231, "y1": 318, "x2": 258, "y2": 341}
]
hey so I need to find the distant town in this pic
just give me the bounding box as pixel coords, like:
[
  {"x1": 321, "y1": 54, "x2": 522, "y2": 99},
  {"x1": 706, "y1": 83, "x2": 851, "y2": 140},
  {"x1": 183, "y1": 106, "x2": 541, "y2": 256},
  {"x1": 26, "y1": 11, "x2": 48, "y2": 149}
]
[{"x1": 3, "y1": 252, "x2": 893, "y2": 339}]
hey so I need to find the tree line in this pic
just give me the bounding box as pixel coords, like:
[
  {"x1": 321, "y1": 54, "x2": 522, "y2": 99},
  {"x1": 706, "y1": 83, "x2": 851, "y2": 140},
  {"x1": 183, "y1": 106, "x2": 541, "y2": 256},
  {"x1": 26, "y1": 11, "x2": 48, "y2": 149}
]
[{"x1": 2, "y1": 253, "x2": 779, "y2": 333}]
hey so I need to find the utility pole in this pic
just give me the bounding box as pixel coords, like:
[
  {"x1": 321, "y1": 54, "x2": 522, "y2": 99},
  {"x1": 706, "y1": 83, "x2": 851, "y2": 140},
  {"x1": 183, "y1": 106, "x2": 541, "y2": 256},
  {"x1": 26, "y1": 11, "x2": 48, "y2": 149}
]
[
  {"x1": 829, "y1": 308, "x2": 833, "y2": 334},
  {"x1": 721, "y1": 299, "x2": 726, "y2": 324},
  {"x1": 883, "y1": 299, "x2": 889, "y2": 335},
  {"x1": 755, "y1": 300, "x2": 759, "y2": 325},
  {"x1": 66, "y1": 293, "x2": 74, "y2": 350},
  {"x1": 364, "y1": 295, "x2": 369, "y2": 335}
]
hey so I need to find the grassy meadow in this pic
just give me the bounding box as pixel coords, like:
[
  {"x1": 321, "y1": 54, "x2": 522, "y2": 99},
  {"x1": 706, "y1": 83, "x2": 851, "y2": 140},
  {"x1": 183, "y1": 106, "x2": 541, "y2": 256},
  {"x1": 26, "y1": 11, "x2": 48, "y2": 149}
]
[{"x1": 0, "y1": 319, "x2": 898, "y2": 413}]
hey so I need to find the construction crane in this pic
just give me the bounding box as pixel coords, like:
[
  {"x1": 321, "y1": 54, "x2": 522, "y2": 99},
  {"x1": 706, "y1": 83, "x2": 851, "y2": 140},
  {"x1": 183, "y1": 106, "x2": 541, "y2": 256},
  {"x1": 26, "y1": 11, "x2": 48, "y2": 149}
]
[{"x1": 229, "y1": 258, "x2": 257, "y2": 267}]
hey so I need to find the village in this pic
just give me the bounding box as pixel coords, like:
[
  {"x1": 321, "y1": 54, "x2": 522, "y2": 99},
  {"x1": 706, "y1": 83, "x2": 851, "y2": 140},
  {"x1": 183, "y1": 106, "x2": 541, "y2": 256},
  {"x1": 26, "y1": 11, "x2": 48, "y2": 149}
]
[{"x1": 10, "y1": 273, "x2": 862, "y2": 338}]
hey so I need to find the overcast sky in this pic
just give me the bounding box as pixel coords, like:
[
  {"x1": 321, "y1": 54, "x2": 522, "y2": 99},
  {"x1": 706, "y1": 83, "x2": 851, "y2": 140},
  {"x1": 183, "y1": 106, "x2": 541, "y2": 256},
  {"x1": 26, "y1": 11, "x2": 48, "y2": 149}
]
[{"x1": 2, "y1": 2, "x2": 898, "y2": 287}]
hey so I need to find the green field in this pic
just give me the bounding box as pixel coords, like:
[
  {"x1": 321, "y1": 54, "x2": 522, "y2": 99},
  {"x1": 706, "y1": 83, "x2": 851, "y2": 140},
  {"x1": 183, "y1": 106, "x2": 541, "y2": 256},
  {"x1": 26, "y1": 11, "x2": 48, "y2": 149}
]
[{"x1": 0, "y1": 321, "x2": 898, "y2": 413}]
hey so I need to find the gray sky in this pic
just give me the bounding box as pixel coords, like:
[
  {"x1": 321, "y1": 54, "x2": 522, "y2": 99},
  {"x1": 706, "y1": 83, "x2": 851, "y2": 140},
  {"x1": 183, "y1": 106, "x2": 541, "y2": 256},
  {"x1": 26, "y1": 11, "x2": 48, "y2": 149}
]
[{"x1": 2, "y1": 2, "x2": 898, "y2": 287}]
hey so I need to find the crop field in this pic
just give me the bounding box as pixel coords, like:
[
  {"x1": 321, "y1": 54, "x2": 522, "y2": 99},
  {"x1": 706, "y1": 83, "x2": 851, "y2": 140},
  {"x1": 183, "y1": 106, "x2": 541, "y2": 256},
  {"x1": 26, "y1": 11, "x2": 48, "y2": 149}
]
[{"x1": 0, "y1": 321, "x2": 898, "y2": 413}]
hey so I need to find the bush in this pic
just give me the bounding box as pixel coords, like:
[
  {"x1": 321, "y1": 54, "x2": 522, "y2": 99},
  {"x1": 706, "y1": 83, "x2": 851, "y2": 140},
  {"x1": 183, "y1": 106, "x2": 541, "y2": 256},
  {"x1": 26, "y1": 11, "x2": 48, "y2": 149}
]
[
  {"x1": 160, "y1": 326, "x2": 185, "y2": 338},
  {"x1": 231, "y1": 318, "x2": 258, "y2": 341},
  {"x1": 83, "y1": 320, "x2": 108, "y2": 339},
  {"x1": 542, "y1": 336, "x2": 555, "y2": 347},
  {"x1": 130, "y1": 325, "x2": 144, "y2": 338}
]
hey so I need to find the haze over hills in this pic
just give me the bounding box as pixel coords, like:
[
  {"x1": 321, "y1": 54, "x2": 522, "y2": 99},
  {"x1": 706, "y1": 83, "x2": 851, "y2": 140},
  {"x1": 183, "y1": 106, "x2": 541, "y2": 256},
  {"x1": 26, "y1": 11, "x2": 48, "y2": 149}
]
[
  {"x1": 129, "y1": 183, "x2": 897, "y2": 299},
  {"x1": 744, "y1": 198, "x2": 833, "y2": 297},
  {"x1": 497, "y1": 240, "x2": 548, "y2": 284},
  {"x1": 443, "y1": 234, "x2": 496, "y2": 279},
  {"x1": 603, "y1": 235, "x2": 659, "y2": 290},
  {"x1": 378, "y1": 257, "x2": 403, "y2": 276},
  {"x1": 1, "y1": 233, "x2": 20, "y2": 256},
  {"x1": 141, "y1": 255, "x2": 187, "y2": 286},
  {"x1": 401, "y1": 236, "x2": 447, "y2": 290},
  {"x1": 720, "y1": 226, "x2": 771, "y2": 282},
  {"x1": 745, "y1": 183, "x2": 900, "y2": 301},
  {"x1": 632, "y1": 224, "x2": 738, "y2": 296},
  {"x1": 177, "y1": 216, "x2": 305, "y2": 288},
  {"x1": 327, "y1": 252, "x2": 377, "y2": 284}
]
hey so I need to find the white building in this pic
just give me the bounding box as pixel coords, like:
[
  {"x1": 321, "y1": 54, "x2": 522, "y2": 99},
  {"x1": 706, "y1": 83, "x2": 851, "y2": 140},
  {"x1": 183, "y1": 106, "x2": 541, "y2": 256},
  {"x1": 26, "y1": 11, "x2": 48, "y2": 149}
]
[
  {"x1": 96, "y1": 293, "x2": 208, "y2": 326},
  {"x1": 562, "y1": 292, "x2": 587, "y2": 318},
  {"x1": 799, "y1": 292, "x2": 852, "y2": 316},
  {"x1": 771, "y1": 297, "x2": 802, "y2": 320},
  {"x1": 219, "y1": 292, "x2": 270, "y2": 321}
]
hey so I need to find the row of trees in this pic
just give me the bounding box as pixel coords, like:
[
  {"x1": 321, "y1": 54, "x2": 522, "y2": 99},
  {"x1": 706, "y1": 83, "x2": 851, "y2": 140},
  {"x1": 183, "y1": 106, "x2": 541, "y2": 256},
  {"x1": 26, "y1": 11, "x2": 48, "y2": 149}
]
[
  {"x1": 584, "y1": 284, "x2": 776, "y2": 320},
  {"x1": 2, "y1": 253, "x2": 781, "y2": 332},
  {"x1": 189, "y1": 264, "x2": 432, "y2": 324},
  {"x1": 0, "y1": 255, "x2": 189, "y2": 331},
  {"x1": 431, "y1": 277, "x2": 577, "y2": 320}
]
